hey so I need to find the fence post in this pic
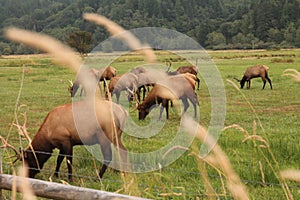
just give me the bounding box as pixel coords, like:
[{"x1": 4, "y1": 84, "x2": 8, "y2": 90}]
[{"x1": 0, "y1": 174, "x2": 148, "y2": 200}]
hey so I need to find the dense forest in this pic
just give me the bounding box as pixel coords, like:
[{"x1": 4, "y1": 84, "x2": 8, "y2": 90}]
[{"x1": 1, "y1": 0, "x2": 300, "y2": 54}]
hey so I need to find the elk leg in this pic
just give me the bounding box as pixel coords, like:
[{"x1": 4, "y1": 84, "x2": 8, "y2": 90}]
[
  {"x1": 193, "y1": 102, "x2": 197, "y2": 118},
  {"x1": 159, "y1": 105, "x2": 164, "y2": 120},
  {"x1": 64, "y1": 143, "x2": 73, "y2": 181},
  {"x1": 189, "y1": 93, "x2": 199, "y2": 118},
  {"x1": 116, "y1": 91, "x2": 120, "y2": 104},
  {"x1": 262, "y1": 80, "x2": 266, "y2": 89},
  {"x1": 80, "y1": 88, "x2": 84, "y2": 96},
  {"x1": 181, "y1": 97, "x2": 189, "y2": 114},
  {"x1": 142, "y1": 86, "x2": 146, "y2": 101},
  {"x1": 192, "y1": 97, "x2": 198, "y2": 118},
  {"x1": 98, "y1": 138, "x2": 112, "y2": 179},
  {"x1": 247, "y1": 80, "x2": 250, "y2": 89},
  {"x1": 266, "y1": 76, "x2": 272, "y2": 89},
  {"x1": 165, "y1": 99, "x2": 169, "y2": 120},
  {"x1": 159, "y1": 99, "x2": 169, "y2": 120},
  {"x1": 114, "y1": 134, "x2": 128, "y2": 173},
  {"x1": 103, "y1": 81, "x2": 106, "y2": 92},
  {"x1": 196, "y1": 77, "x2": 200, "y2": 90},
  {"x1": 54, "y1": 149, "x2": 65, "y2": 178},
  {"x1": 66, "y1": 149, "x2": 73, "y2": 182},
  {"x1": 55, "y1": 143, "x2": 73, "y2": 181},
  {"x1": 137, "y1": 87, "x2": 141, "y2": 102}
]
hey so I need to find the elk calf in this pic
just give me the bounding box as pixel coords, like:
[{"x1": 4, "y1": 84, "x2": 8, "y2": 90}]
[{"x1": 238, "y1": 65, "x2": 272, "y2": 89}]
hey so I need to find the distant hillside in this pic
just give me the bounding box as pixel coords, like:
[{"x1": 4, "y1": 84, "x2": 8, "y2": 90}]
[{"x1": 1, "y1": 0, "x2": 300, "y2": 54}]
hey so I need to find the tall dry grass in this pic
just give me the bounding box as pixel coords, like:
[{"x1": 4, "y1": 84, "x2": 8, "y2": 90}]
[
  {"x1": 225, "y1": 79, "x2": 294, "y2": 200},
  {"x1": 281, "y1": 170, "x2": 300, "y2": 183},
  {"x1": 3, "y1": 13, "x2": 158, "y2": 198},
  {"x1": 283, "y1": 69, "x2": 300, "y2": 83},
  {"x1": 2, "y1": 17, "x2": 247, "y2": 200},
  {"x1": 83, "y1": 13, "x2": 156, "y2": 64},
  {"x1": 15, "y1": 166, "x2": 36, "y2": 200},
  {"x1": 181, "y1": 116, "x2": 250, "y2": 200},
  {"x1": 3, "y1": 13, "x2": 298, "y2": 200},
  {"x1": 4, "y1": 28, "x2": 81, "y2": 73},
  {"x1": 83, "y1": 13, "x2": 158, "y2": 195},
  {"x1": 280, "y1": 68, "x2": 300, "y2": 192}
]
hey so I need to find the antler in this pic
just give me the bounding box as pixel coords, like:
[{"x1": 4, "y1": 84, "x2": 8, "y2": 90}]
[
  {"x1": 233, "y1": 77, "x2": 241, "y2": 82},
  {"x1": 12, "y1": 112, "x2": 32, "y2": 144},
  {"x1": 126, "y1": 87, "x2": 140, "y2": 110},
  {"x1": 9, "y1": 113, "x2": 32, "y2": 163},
  {"x1": 68, "y1": 79, "x2": 74, "y2": 87},
  {"x1": 0, "y1": 136, "x2": 21, "y2": 163}
]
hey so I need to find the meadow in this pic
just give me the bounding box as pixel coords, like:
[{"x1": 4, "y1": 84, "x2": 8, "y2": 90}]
[{"x1": 0, "y1": 49, "x2": 299, "y2": 199}]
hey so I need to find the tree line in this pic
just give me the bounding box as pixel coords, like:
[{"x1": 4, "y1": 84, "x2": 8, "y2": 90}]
[{"x1": 1, "y1": 0, "x2": 300, "y2": 55}]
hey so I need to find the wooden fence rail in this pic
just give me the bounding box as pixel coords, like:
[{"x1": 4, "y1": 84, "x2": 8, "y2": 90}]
[{"x1": 0, "y1": 174, "x2": 148, "y2": 200}]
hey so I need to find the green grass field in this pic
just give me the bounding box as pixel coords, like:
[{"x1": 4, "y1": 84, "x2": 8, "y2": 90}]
[{"x1": 0, "y1": 49, "x2": 299, "y2": 199}]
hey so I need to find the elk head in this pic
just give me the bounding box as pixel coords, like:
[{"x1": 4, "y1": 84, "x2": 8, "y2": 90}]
[
  {"x1": 20, "y1": 148, "x2": 43, "y2": 178},
  {"x1": 137, "y1": 104, "x2": 149, "y2": 120},
  {"x1": 233, "y1": 77, "x2": 244, "y2": 88}
]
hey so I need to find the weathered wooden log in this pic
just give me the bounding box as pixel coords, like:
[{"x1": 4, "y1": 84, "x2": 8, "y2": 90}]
[{"x1": 0, "y1": 174, "x2": 147, "y2": 200}]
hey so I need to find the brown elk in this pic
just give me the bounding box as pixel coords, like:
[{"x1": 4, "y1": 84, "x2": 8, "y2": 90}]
[
  {"x1": 69, "y1": 66, "x2": 116, "y2": 97},
  {"x1": 237, "y1": 65, "x2": 272, "y2": 89},
  {"x1": 130, "y1": 66, "x2": 147, "y2": 75},
  {"x1": 107, "y1": 72, "x2": 138, "y2": 103},
  {"x1": 137, "y1": 73, "x2": 199, "y2": 120},
  {"x1": 166, "y1": 62, "x2": 200, "y2": 90},
  {"x1": 20, "y1": 99, "x2": 128, "y2": 181}
]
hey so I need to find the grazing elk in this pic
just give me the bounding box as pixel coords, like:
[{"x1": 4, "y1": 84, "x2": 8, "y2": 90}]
[
  {"x1": 69, "y1": 66, "x2": 116, "y2": 97},
  {"x1": 20, "y1": 99, "x2": 128, "y2": 181},
  {"x1": 237, "y1": 65, "x2": 272, "y2": 89},
  {"x1": 107, "y1": 72, "x2": 138, "y2": 103},
  {"x1": 130, "y1": 66, "x2": 147, "y2": 75},
  {"x1": 166, "y1": 62, "x2": 200, "y2": 90},
  {"x1": 137, "y1": 73, "x2": 199, "y2": 120}
]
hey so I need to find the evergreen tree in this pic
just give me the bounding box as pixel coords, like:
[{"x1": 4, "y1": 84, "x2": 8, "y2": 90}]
[
  {"x1": 0, "y1": 0, "x2": 300, "y2": 53},
  {"x1": 66, "y1": 31, "x2": 92, "y2": 55}
]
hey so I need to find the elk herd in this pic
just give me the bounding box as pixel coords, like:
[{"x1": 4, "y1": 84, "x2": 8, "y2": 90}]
[
  {"x1": 19, "y1": 60, "x2": 202, "y2": 182},
  {"x1": 68, "y1": 62, "x2": 272, "y2": 124},
  {"x1": 3, "y1": 19, "x2": 273, "y2": 186},
  {"x1": 69, "y1": 63, "x2": 201, "y2": 120},
  {"x1": 8, "y1": 57, "x2": 273, "y2": 182},
  {"x1": 22, "y1": 61, "x2": 273, "y2": 181}
]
